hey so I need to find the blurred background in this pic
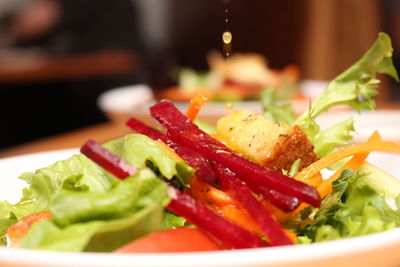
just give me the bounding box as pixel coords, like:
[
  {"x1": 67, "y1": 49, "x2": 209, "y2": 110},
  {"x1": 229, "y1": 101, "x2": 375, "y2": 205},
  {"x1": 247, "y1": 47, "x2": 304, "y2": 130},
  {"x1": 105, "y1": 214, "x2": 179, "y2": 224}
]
[{"x1": 0, "y1": 0, "x2": 399, "y2": 149}]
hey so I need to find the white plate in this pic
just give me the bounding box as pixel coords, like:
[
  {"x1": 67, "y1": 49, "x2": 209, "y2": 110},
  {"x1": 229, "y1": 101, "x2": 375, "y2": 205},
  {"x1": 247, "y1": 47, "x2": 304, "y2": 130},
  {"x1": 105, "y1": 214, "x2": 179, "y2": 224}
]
[
  {"x1": 316, "y1": 110, "x2": 400, "y2": 143},
  {"x1": 95, "y1": 80, "x2": 326, "y2": 124},
  {"x1": 0, "y1": 150, "x2": 399, "y2": 267}
]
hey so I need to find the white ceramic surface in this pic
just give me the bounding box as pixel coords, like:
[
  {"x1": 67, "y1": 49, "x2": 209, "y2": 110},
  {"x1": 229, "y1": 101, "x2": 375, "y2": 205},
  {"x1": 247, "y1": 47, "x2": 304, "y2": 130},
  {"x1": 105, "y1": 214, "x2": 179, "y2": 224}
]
[
  {"x1": 315, "y1": 110, "x2": 400, "y2": 143},
  {"x1": 0, "y1": 149, "x2": 399, "y2": 267},
  {"x1": 96, "y1": 80, "x2": 327, "y2": 122},
  {"x1": 97, "y1": 84, "x2": 154, "y2": 114}
]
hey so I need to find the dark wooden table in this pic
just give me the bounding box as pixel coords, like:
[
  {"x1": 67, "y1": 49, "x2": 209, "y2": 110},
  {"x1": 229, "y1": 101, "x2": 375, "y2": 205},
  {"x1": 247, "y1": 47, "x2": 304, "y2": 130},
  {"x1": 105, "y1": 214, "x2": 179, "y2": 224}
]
[{"x1": 0, "y1": 50, "x2": 136, "y2": 84}]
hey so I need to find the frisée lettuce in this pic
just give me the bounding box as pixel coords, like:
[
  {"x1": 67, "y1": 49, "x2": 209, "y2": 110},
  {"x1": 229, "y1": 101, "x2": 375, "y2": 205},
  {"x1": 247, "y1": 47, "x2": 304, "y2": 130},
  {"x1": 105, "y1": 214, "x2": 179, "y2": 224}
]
[
  {"x1": 263, "y1": 33, "x2": 399, "y2": 158},
  {"x1": 296, "y1": 32, "x2": 399, "y2": 158},
  {"x1": 296, "y1": 169, "x2": 400, "y2": 242}
]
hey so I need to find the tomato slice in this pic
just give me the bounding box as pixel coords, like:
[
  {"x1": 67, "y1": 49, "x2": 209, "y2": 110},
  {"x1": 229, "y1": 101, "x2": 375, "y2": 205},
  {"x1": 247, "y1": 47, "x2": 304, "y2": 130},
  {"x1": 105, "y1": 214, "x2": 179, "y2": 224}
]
[{"x1": 114, "y1": 227, "x2": 222, "y2": 253}]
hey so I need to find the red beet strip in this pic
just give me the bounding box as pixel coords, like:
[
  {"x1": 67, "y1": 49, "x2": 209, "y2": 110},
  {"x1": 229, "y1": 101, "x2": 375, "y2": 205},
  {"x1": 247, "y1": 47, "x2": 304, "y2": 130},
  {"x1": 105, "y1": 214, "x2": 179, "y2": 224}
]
[
  {"x1": 150, "y1": 100, "x2": 227, "y2": 150},
  {"x1": 149, "y1": 101, "x2": 321, "y2": 208},
  {"x1": 126, "y1": 118, "x2": 217, "y2": 185},
  {"x1": 80, "y1": 140, "x2": 137, "y2": 179},
  {"x1": 126, "y1": 118, "x2": 298, "y2": 211},
  {"x1": 213, "y1": 163, "x2": 293, "y2": 246},
  {"x1": 80, "y1": 139, "x2": 267, "y2": 249},
  {"x1": 167, "y1": 128, "x2": 320, "y2": 208},
  {"x1": 167, "y1": 186, "x2": 268, "y2": 249},
  {"x1": 126, "y1": 118, "x2": 166, "y2": 141},
  {"x1": 246, "y1": 182, "x2": 300, "y2": 212}
]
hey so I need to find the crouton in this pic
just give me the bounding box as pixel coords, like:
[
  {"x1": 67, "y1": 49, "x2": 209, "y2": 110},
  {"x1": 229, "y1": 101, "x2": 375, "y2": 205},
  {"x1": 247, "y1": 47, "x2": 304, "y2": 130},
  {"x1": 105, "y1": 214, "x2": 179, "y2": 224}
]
[{"x1": 217, "y1": 110, "x2": 318, "y2": 172}]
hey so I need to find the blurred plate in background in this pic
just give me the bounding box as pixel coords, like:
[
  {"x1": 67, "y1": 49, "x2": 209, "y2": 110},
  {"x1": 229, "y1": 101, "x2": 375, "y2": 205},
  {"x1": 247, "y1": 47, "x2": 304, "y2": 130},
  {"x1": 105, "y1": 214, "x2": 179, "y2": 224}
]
[
  {"x1": 97, "y1": 84, "x2": 154, "y2": 123},
  {"x1": 97, "y1": 82, "x2": 400, "y2": 143}
]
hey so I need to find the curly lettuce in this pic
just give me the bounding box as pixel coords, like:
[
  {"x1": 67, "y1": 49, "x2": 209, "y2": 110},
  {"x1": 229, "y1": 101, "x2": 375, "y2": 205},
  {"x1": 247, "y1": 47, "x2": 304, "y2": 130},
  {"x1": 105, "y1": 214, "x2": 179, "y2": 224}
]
[
  {"x1": 261, "y1": 88, "x2": 297, "y2": 124},
  {"x1": 261, "y1": 34, "x2": 398, "y2": 158},
  {"x1": 295, "y1": 33, "x2": 398, "y2": 157},
  {"x1": 297, "y1": 169, "x2": 400, "y2": 242}
]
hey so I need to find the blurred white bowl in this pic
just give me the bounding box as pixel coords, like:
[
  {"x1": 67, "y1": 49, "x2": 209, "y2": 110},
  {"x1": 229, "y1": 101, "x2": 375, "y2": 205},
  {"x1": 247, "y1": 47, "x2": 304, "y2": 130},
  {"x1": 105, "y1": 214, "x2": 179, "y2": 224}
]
[{"x1": 98, "y1": 84, "x2": 154, "y2": 122}]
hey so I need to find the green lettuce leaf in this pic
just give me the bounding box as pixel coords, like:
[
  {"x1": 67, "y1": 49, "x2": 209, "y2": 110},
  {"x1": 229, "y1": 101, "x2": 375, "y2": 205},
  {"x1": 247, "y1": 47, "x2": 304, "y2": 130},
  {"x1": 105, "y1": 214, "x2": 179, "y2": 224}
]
[
  {"x1": 261, "y1": 88, "x2": 297, "y2": 124},
  {"x1": 21, "y1": 168, "x2": 167, "y2": 252},
  {"x1": 295, "y1": 32, "x2": 398, "y2": 127},
  {"x1": 104, "y1": 134, "x2": 194, "y2": 185},
  {"x1": 0, "y1": 134, "x2": 193, "y2": 220},
  {"x1": 161, "y1": 212, "x2": 187, "y2": 230},
  {"x1": 297, "y1": 169, "x2": 400, "y2": 242},
  {"x1": 21, "y1": 203, "x2": 163, "y2": 252},
  {"x1": 0, "y1": 134, "x2": 194, "y2": 249},
  {"x1": 313, "y1": 117, "x2": 355, "y2": 158},
  {"x1": 358, "y1": 162, "x2": 400, "y2": 199},
  {"x1": 295, "y1": 33, "x2": 398, "y2": 154},
  {"x1": 260, "y1": 35, "x2": 397, "y2": 159},
  {"x1": 49, "y1": 169, "x2": 168, "y2": 227},
  {"x1": 0, "y1": 154, "x2": 116, "y2": 223}
]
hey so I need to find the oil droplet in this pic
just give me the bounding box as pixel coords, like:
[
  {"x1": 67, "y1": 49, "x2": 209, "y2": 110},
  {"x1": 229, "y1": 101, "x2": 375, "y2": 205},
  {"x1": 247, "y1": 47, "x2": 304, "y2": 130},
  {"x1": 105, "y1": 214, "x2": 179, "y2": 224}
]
[
  {"x1": 222, "y1": 31, "x2": 232, "y2": 44},
  {"x1": 225, "y1": 102, "x2": 234, "y2": 111}
]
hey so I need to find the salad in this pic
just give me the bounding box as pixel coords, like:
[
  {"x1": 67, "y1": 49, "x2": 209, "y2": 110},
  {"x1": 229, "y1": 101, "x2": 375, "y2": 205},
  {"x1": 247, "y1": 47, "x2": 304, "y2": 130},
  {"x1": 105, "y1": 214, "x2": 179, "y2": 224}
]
[
  {"x1": 157, "y1": 51, "x2": 300, "y2": 102},
  {"x1": 0, "y1": 33, "x2": 400, "y2": 253}
]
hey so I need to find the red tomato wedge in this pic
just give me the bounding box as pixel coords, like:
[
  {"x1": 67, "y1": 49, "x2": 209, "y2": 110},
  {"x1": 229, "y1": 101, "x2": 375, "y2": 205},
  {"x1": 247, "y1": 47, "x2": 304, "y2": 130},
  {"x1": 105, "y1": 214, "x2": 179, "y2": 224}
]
[{"x1": 114, "y1": 227, "x2": 222, "y2": 253}]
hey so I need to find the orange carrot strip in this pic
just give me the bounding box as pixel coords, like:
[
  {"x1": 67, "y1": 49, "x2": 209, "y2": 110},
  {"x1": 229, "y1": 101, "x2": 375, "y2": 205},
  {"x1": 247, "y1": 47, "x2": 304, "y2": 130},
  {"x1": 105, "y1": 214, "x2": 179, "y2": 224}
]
[
  {"x1": 284, "y1": 230, "x2": 298, "y2": 243},
  {"x1": 303, "y1": 173, "x2": 323, "y2": 187},
  {"x1": 294, "y1": 131, "x2": 399, "y2": 183},
  {"x1": 279, "y1": 131, "x2": 389, "y2": 219},
  {"x1": 186, "y1": 92, "x2": 209, "y2": 121},
  {"x1": 317, "y1": 131, "x2": 382, "y2": 197},
  {"x1": 217, "y1": 204, "x2": 263, "y2": 233},
  {"x1": 288, "y1": 151, "x2": 367, "y2": 217},
  {"x1": 7, "y1": 211, "x2": 52, "y2": 247},
  {"x1": 262, "y1": 200, "x2": 294, "y2": 223},
  {"x1": 187, "y1": 178, "x2": 265, "y2": 233},
  {"x1": 188, "y1": 177, "x2": 235, "y2": 206}
]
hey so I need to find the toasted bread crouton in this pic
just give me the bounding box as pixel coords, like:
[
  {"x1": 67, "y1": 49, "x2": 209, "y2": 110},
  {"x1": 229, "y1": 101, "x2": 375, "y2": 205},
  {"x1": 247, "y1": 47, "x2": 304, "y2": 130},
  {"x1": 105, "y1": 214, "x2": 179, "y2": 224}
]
[{"x1": 216, "y1": 110, "x2": 318, "y2": 172}]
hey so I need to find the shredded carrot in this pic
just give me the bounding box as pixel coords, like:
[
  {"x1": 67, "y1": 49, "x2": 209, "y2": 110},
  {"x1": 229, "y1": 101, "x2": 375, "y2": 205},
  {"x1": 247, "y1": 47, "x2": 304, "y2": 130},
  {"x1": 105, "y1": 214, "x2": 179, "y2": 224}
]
[
  {"x1": 278, "y1": 131, "x2": 389, "y2": 219},
  {"x1": 294, "y1": 131, "x2": 399, "y2": 183},
  {"x1": 187, "y1": 177, "x2": 264, "y2": 233},
  {"x1": 317, "y1": 131, "x2": 382, "y2": 198},
  {"x1": 303, "y1": 173, "x2": 323, "y2": 187},
  {"x1": 284, "y1": 131, "x2": 390, "y2": 219},
  {"x1": 186, "y1": 91, "x2": 209, "y2": 121},
  {"x1": 284, "y1": 230, "x2": 298, "y2": 243},
  {"x1": 188, "y1": 177, "x2": 235, "y2": 205},
  {"x1": 217, "y1": 205, "x2": 263, "y2": 233},
  {"x1": 261, "y1": 200, "x2": 294, "y2": 223},
  {"x1": 7, "y1": 211, "x2": 52, "y2": 246}
]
